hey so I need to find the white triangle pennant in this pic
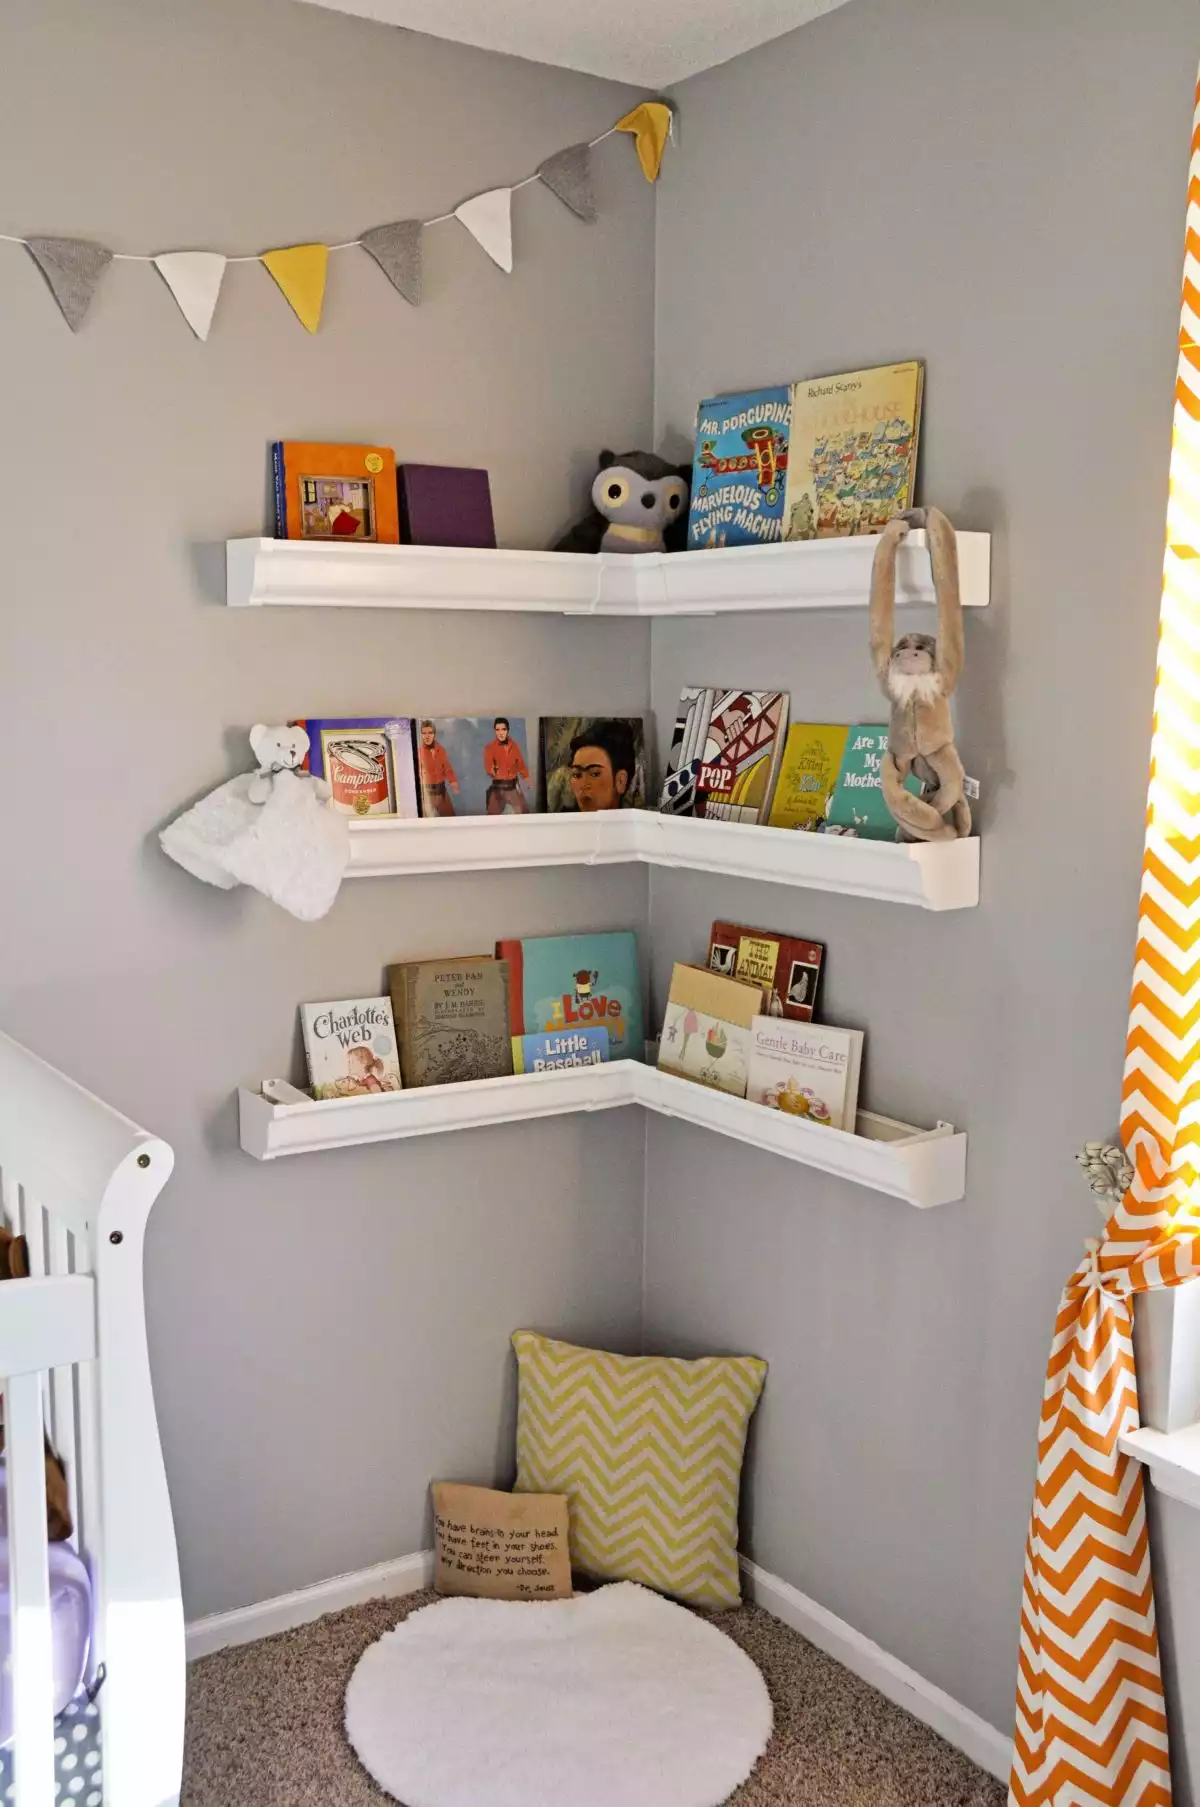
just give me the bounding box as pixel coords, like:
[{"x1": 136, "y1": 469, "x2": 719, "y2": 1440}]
[
  {"x1": 454, "y1": 187, "x2": 513, "y2": 274},
  {"x1": 153, "y1": 251, "x2": 227, "y2": 340}
]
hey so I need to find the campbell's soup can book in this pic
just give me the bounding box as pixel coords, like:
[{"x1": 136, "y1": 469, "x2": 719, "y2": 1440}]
[{"x1": 294, "y1": 717, "x2": 420, "y2": 818}]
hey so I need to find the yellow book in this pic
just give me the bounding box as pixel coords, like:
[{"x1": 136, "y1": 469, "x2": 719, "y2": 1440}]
[
  {"x1": 767, "y1": 724, "x2": 850, "y2": 830},
  {"x1": 783, "y1": 361, "x2": 923, "y2": 540}
]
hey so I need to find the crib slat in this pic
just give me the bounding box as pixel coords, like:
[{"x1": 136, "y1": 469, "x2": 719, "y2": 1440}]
[
  {"x1": 6, "y1": 1373, "x2": 56, "y2": 1807},
  {"x1": 48, "y1": 1224, "x2": 80, "y2": 1546}
]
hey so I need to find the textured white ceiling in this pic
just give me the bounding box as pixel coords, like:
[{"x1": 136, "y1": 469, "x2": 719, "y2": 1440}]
[{"x1": 299, "y1": 0, "x2": 855, "y2": 85}]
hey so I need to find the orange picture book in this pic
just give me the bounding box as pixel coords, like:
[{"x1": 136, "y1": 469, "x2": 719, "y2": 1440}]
[{"x1": 272, "y1": 442, "x2": 400, "y2": 543}]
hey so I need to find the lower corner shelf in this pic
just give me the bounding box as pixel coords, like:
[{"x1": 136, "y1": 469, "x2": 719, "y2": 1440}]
[{"x1": 237, "y1": 1063, "x2": 966, "y2": 1207}]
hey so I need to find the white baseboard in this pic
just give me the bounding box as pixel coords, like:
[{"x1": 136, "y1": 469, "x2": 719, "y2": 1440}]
[
  {"x1": 740, "y1": 1558, "x2": 1013, "y2": 1784},
  {"x1": 186, "y1": 1550, "x2": 434, "y2": 1662}
]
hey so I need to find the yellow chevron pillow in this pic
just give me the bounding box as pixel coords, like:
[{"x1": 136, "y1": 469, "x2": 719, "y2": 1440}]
[{"x1": 511, "y1": 1330, "x2": 766, "y2": 1609}]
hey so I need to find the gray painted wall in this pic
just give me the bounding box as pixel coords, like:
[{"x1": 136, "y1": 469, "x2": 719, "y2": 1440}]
[
  {"x1": 648, "y1": 0, "x2": 1199, "y2": 1766},
  {"x1": 0, "y1": 0, "x2": 654, "y2": 1619}
]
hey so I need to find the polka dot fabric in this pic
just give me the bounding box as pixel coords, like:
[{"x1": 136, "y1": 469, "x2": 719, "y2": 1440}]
[{"x1": 0, "y1": 1690, "x2": 102, "y2": 1802}]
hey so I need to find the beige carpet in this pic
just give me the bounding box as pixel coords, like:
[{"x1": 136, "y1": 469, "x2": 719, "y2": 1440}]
[{"x1": 183, "y1": 1587, "x2": 1007, "y2": 1807}]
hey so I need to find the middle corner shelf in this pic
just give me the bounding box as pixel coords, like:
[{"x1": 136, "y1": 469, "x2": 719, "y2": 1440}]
[{"x1": 346, "y1": 813, "x2": 980, "y2": 910}]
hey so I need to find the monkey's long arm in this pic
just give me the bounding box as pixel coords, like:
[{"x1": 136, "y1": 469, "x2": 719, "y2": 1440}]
[
  {"x1": 924, "y1": 506, "x2": 964, "y2": 692},
  {"x1": 868, "y1": 514, "x2": 910, "y2": 686}
]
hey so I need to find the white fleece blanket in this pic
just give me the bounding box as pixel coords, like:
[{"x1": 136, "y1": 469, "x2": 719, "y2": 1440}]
[
  {"x1": 160, "y1": 770, "x2": 349, "y2": 921},
  {"x1": 344, "y1": 1581, "x2": 772, "y2": 1807}
]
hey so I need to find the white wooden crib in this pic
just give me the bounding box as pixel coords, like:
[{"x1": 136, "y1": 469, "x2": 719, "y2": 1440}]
[{"x1": 0, "y1": 1030, "x2": 184, "y2": 1807}]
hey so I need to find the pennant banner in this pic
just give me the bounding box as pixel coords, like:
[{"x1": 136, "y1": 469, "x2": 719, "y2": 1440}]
[
  {"x1": 5, "y1": 98, "x2": 676, "y2": 335},
  {"x1": 26, "y1": 236, "x2": 111, "y2": 332},
  {"x1": 154, "y1": 251, "x2": 226, "y2": 341},
  {"x1": 261, "y1": 243, "x2": 328, "y2": 333},
  {"x1": 360, "y1": 220, "x2": 422, "y2": 307},
  {"x1": 537, "y1": 143, "x2": 596, "y2": 223},
  {"x1": 615, "y1": 102, "x2": 673, "y2": 183},
  {"x1": 455, "y1": 188, "x2": 513, "y2": 273}
]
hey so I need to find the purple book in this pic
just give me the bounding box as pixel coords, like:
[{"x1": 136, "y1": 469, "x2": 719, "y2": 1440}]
[{"x1": 397, "y1": 465, "x2": 496, "y2": 549}]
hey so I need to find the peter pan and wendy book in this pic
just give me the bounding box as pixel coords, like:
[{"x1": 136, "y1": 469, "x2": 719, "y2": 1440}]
[
  {"x1": 659, "y1": 687, "x2": 789, "y2": 823},
  {"x1": 707, "y1": 921, "x2": 825, "y2": 1023},
  {"x1": 388, "y1": 957, "x2": 513, "y2": 1087},
  {"x1": 498, "y1": 932, "x2": 644, "y2": 1062}
]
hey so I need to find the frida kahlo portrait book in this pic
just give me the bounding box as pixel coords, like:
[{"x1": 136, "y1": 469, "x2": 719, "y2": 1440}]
[{"x1": 540, "y1": 717, "x2": 649, "y2": 813}]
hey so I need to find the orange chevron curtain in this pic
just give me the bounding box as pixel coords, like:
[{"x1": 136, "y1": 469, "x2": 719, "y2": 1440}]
[{"x1": 1010, "y1": 74, "x2": 1200, "y2": 1807}]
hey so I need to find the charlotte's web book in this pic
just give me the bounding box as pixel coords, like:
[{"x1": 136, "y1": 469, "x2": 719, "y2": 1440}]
[
  {"x1": 497, "y1": 932, "x2": 643, "y2": 1061},
  {"x1": 746, "y1": 1017, "x2": 864, "y2": 1130},
  {"x1": 657, "y1": 963, "x2": 768, "y2": 1097},
  {"x1": 766, "y1": 724, "x2": 850, "y2": 831},
  {"x1": 686, "y1": 386, "x2": 792, "y2": 549},
  {"x1": 824, "y1": 724, "x2": 922, "y2": 839},
  {"x1": 300, "y1": 998, "x2": 402, "y2": 1100},
  {"x1": 659, "y1": 687, "x2": 789, "y2": 823},
  {"x1": 707, "y1": 921, "x2": 825, "y2": 1023},
  {"x1": 783, "y1": 362, "x2": 923, "y2": 541},
  {"x1": 512, "y1": 1028, "x2": 610, "y2": 1072}
]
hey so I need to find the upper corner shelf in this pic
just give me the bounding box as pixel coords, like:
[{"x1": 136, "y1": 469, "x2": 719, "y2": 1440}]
[{"x1": 224, "y1": 530, "x2": 991, "y2": 616}]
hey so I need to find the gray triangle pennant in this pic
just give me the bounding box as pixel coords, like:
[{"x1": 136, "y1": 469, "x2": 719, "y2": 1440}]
[
  {"x1": 26, "y1": 236, "x2": 112, "y2": 331},
  {"x1": 360, "y1": 220, "x2": 423, "y2": 307},
  {"x1": 537, "y1": 143, "x2": 597, "y2": 224}
]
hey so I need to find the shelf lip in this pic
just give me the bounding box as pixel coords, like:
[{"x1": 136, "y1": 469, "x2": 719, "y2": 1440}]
[
  {"x1": 342, "y1": 812, "x2": 979, "y2": 909},
  {"x1": 237, "y1": 1063, "x2": 966, "y2": 1206},
  {"x1": 225, "y1": 530, "x2": 991, "y2": 615},
  {"x1": 1119, "y1": 1422, "x2": 1200, "y2": 1511}
]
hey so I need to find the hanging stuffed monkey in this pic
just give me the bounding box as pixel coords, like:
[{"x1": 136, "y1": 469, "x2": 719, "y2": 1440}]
[{"x1": 868, "y1": 506, "x2": 972, "y2": 842}]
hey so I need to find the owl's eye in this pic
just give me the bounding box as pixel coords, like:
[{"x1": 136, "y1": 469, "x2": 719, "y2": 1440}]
[
  {"x1": 603, "y1": 476, "x2": 630, "y2": 506},
  {"x1": 664, "y1": 482, "x2": 686, "y2": 512}
]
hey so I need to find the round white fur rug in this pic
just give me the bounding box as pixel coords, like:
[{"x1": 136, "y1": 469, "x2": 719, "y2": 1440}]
[{"x1": 344, "y1": 1581, "x2": 773, "y2": 1807}]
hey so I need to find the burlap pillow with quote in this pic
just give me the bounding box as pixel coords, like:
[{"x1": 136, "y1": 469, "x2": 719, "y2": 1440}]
[{"x1": 431, "y1": 1481, "x2": 572, "y2": 1601}]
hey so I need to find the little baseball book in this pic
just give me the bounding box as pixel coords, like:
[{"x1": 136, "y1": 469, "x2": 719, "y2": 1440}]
[
  {"x1": 296, "y1": 717, "x2": 420, "y2": 819},
  {"x1": 272, "y1": 442, "x2": 400, "y2": 543},
  {"x1": 497, "y1": 932, "x2": 643, "y2": 1062},
  {"x1": 686, "y1": 386, "x2": 792, "y2": 549},
  {"x1": 512, "y1": 1028, "x2": 610, "y2": 1072},
  {"x1": 707, "y1": 921, "x2": 825, "y2": 1023},
  {"x1": 659, "y1": 687, "x2": 789, "y2": 823}
]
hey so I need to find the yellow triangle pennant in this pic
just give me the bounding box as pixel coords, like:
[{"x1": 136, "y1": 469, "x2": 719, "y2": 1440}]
[
  {"x1": 614, "y1": 102, "x2": 673, "y2": 183},
  {"x1": 261, "y1": 243, "x2": 328, "y2": 333}
]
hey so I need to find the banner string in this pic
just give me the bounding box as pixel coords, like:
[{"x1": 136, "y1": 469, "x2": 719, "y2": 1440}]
[{"x1": 0, "y1": 128, "x2": 618, "y2": 264}]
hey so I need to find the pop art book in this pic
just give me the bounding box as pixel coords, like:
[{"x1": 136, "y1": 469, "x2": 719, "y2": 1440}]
[
  {"x1": 686, "y1": 386, "x2": 792, "y2": 549},
  {"x1": 659, "y1": 687, "x2": 789, "y2": 823}
]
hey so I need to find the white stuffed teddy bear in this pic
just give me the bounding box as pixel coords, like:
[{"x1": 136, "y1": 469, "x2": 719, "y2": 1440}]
[
  {"x1": 160, "y1": 723, "x2": 347, "y2": 920},
  {"x1": 247, "y1": 722, "x2": 326, "y2": 804}
]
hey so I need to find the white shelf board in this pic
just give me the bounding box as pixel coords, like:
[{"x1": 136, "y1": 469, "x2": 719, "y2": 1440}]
[
  {"x1": 225, "y1": 530, "x2": 990, "y2": 615},
  {"x1": 1119, "y1": 1421, "x2": 1200, "y2": 1512},
  {"x1": 345, "y1": 812, "x2": 979, "y2": 909},
  {"x1": 238, "y1": 1063, "x2": 966, "y2": 1207}
]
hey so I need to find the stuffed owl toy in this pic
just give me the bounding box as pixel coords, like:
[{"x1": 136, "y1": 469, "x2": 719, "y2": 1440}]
[{"x1": 555, "y1": 450, "x2": 691, "y2": 555}]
